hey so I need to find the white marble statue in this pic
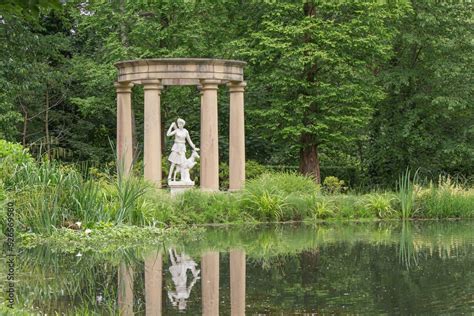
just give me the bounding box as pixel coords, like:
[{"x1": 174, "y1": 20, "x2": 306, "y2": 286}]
[
  {"x1": 172, "y1": 150, "x2": 200, "y2": 183},
  {"x1": 167, "y1": 248, "x2": 200, "y2": 311},
  {"x1": 167, "y1": 118, "x2": 199, "y2": 185}
]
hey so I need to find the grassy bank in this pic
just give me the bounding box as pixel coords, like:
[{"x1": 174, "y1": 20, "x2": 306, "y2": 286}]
[
  {"x1": 0, "y1": 141, "x2": 472, "y2": 237},
  {"x1": 1, "y1": 157, "x2": 473, "y2": 238}
]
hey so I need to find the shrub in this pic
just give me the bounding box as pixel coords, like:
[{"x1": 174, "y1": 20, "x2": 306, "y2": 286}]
[
  {"x1": 313, "y1": 200, "x2": 335, "y2": 219},
  {"x1": 416, "y1": 176, "x2": 474, "y2": 218},
  {"x1": 285, "y1": 193, "x2": 318, "y2": 221},
  {"x1": 0, "y1": 139, "x2": 33, "y2": 165},
  {"x1": 219, "y1": 160, "x2": 269, "y2": 190},
  {"x1": 246, "y1": 172, "x2": 320, "y2": 196},
  {"x1": 241, "y1": 188, "x2": 286, "y2": 221},
  {"x1": 331, "y1": 194, "x2": 368, "y2": 218},
  {"x1": 364, "y1": 193, "x2": 396, "y2": 218},
  {"x1": 0, "y1": 140, "x2": 34, "y2": 186},
  {"x1": 241, "y1": 173, "x2": 319, "y2": 221},
  {"x1": 246, "y1": 160, "x2": 270, "y2": 180},
  {"x1": 323, "y1": 176, "x2": 346, "y2": 194},
  {"x1": 136, "y1": 190, "x2": 179, "y2": 226}
]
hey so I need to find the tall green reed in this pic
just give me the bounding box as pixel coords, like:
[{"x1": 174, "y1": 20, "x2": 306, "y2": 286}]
[
  {"x1": 113, "y1": 162, "x2": 149, "y2": 225},
  {"x1": 398, "y1": 168, "x2": 419, "y2": 218}
]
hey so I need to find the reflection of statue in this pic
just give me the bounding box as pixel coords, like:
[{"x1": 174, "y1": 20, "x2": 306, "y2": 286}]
[
  {"x1": 168, "y1": 248, "x2": 200, "y2": 311},
  {"x1": 166, "y1": 118, "x2": 199, "y2": 185}
]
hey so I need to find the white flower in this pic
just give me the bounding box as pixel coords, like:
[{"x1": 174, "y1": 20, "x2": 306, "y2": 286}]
[
  {"x1": 76, "y1": 252, "x2": 82, "y2": 257},
  {"x1": 85, "y1": 229, "x2": 92, "y2": 235}
]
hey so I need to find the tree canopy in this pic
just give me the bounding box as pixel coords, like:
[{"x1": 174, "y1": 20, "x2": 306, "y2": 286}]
[{"x1": 0, "y1": 0, "x2": 472, "y2": 187}]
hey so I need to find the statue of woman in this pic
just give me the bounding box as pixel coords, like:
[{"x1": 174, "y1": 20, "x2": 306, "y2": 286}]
[{"x1": 166, "y1": 118, "x2": 199, "y2": 181}]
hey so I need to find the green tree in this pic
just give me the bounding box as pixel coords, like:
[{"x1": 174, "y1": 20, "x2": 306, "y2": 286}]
[
  {"x1": 0, "y1": 7, "x2": 71, "y2": 159},
  {"x1": 368, "y1": 1, "x2": 474, "y2": 185},
  {"x1": 232, "y1": 1, "x2": 406, "y2": 182}
]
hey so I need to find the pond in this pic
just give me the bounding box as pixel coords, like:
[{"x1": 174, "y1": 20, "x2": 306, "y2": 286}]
[{"x1": 5, "y1": 220, "x2": 474, "y2": 314}]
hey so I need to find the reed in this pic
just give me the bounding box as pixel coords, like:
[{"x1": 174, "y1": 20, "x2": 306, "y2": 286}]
[{"x1": 397, "y1": 168, "x2": 419, "y2": 218}]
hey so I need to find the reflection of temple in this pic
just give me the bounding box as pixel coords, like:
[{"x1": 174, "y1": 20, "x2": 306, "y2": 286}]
[
  {"x1": 168, "y1": 249, "x2": 200, "y2": 310},
  {"x1": 117, "y1": 249, "x2": 246, "y2": 315}
]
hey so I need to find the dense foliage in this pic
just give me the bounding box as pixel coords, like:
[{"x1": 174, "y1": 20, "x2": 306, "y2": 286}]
[
  {"x1": 1, "y1": 148, "x2": 472, "y2": 238},
  {"x1": 0, "y1": 0, "x2": 472, "y2": 187}
]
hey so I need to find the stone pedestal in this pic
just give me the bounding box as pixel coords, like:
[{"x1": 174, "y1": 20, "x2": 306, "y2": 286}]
[{"x1": 168, "y1": 181, "x2": 195, "y2": 196}]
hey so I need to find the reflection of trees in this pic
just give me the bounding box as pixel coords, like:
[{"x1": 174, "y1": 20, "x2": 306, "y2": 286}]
[
  {"x1": 10, "y1": 221, "x2": 474, "y2": 314},
  {"x1": 11, "y1": 247, "x2": 143, "y2": 314},
  {"x1": 300, "y1": 249, "x2": 320, "y2": 309}
]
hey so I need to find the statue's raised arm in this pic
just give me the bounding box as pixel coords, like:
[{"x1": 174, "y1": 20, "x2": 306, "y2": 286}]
[{"x1": 167, "y1": 122, "x2": 177, "y2": 136}]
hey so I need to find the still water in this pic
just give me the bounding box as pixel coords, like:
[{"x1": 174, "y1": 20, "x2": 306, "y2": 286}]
[{"x1": 7, "y1": 221, "x2": 474, "y2": 314}]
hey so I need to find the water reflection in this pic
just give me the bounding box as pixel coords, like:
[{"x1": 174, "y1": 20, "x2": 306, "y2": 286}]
[
  {"x1": 10, "y1": 221, "x2": 474, "y2": 314},
  {"x1": 145, "y1": 251, "x2": 162, "y2": 315},
  {"x1": 117, "y1": 263, "x2": 134, "y2": 316},
  {"x1": 202, "y1": 251, "x2": 220, "y2": 315},
  {"x1": 399, "y1": 221, "x2": 418, "y2": 269},
  {"x1": 168, "y1": 249, "x2": 200, "y2": 310},
  {"x1": 230, "y1": 249, "x2": 246, "y2": 316}
]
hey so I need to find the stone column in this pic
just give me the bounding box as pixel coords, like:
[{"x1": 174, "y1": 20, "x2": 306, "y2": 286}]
[
  {"x1": 143, "y1": 80, "x2": 163, "y2": 187},
  {"x1": 202, "y1": 251, "x2": 219, "y2": 315},
  {"x1": 118, "y1": 263, "x2": 134, "y2": 316},
  {"x1": 200, "y1": 79, "x2": 220, "y2": 191},
  {"x1": 145, "y1": 251, "x2": 162, "y2": 316},
  {"x1": 230, "y1": 249, "x2": 246, "y2": 316},
  {"x1": 228, "y1": 82, "x2": 246, "y2": 191},
  {"x1": 115, "y1": 82, "x2": 134, "y2": 177}
]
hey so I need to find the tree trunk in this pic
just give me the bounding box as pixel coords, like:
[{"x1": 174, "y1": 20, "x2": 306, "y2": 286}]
[
  {"x1": 21, "y1": 104, "x2": 28, "y2": 146},
  {"x1": 45, "y1": 88, "x2": 51, "y2": 160},
  {"x1": 119, "y1": 0, "x2": 129, "y2": 48},
  {"x1": 299, "y1": 2, "x2": 321, "y2": 183},
  {"x1": 299, "y1": 133, "x2": 321, "y2": 183}
]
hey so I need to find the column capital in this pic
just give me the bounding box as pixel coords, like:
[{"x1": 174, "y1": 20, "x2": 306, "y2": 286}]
[
  {"x1": 197, "y1": 84, "x2": 204, "y2": 95},
  {"x1": 228, "y1": 81, "x2": 247, "y2": 93},
  {"x1": 142, "y1": 79, "x2": 164, "y2": 92},
  {"x1": 200, "y1": 79, "x2": 220, "y2": 90},
  {"x1": 114, "y1": 81, "x2": 134, "y2": 93}
]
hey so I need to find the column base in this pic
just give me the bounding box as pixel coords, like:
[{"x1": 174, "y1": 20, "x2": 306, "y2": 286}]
[{"x1": 227, "y1": 188, "x2": 242, "y2": 193}]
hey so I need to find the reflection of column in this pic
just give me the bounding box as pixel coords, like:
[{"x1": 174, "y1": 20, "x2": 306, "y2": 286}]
[
  {"x1": 143, "y1": 80, "x2": 163, "y2": 187},
  {"x1": 228, "y1": 82, "x2": 246, "y2": 191},
  {"x1": 145, "y1": 251, "x2": 162, "y2": 316},
  {"x1": 115, "y1": 82, "x2": 134, "y2": 177},
  {"x1": 200, "y1": 79, "x2": 220, "y2": 191},
  {"x1": 118, "y1": 263, "x2": 134, "y2": 316},
  {"x1": 230, "y1": 249, "x2": 246, "y2": 316},
  {"x1": 202, "y1": 251, "x2": 219, "y2": 315}
]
